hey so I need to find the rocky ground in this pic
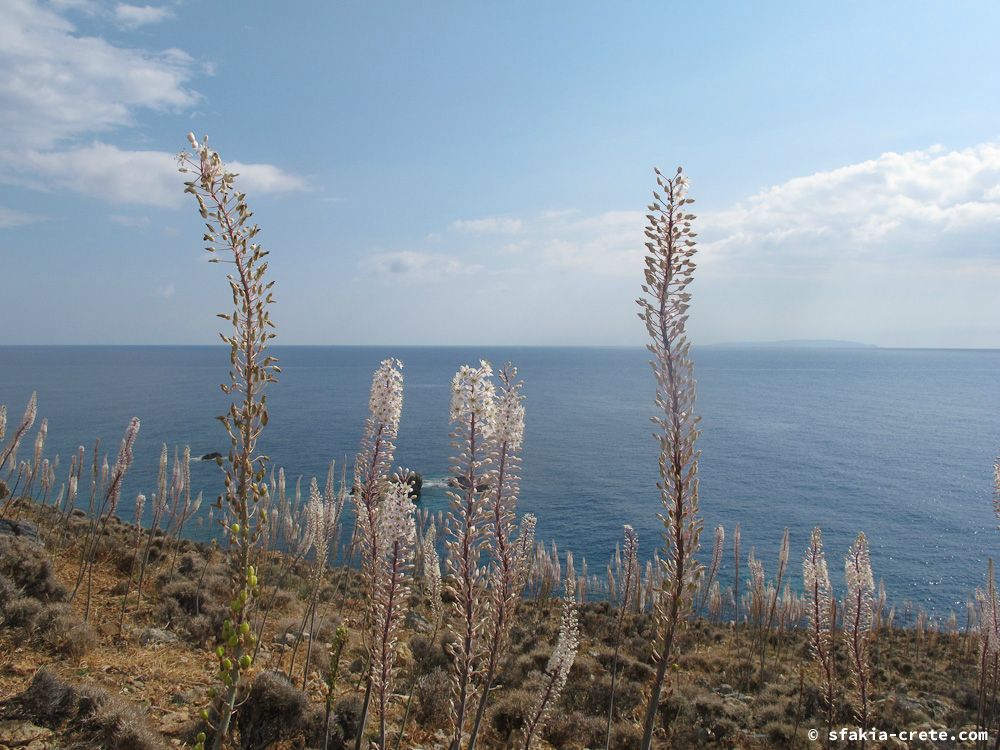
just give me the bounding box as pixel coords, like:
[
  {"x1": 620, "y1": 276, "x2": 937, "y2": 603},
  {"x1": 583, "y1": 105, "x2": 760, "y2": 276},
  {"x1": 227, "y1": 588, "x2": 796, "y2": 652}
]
[{"x1": 0, "y1": 499, "x2": 988, "y2": 749}]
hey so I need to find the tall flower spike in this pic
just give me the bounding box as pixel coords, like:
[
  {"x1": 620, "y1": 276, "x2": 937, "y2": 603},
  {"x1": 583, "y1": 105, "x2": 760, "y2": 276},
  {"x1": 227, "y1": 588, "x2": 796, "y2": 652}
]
[
  {"x1": 0, "y1": 392, "x2": 36, "y2": 474},
  {"x1": 637, "y1": 167, "x2": 703, "y2": 750},
  {"x1": 993, "y1": 457, "x2": 1000, "y2": 526},
  {"x1": 803, "y1": 527, "x2": 836, "y2": 745},
  {"x1": 352, "y1": 358, "x2": 405, "y2": 750},
  {"x1": 605, "y1": 524, "x2": 639, "y2": 749},
  {"x1": 444, "y1": 360, "x2": 495, "y2": 750},
  {"x1": 370, "y1": 480, "x2": 416, "y2": 750},
  {"x1": 513, "y1": 513, "x2": 537, "y2": 592},
  {"x1": 106, "y1": 417, "x2": 140, "y2": 515},
  {"x1": 844, "y1": 532, "x2": 875, "y2": 744},
  {"x1": 699, "y1": 524, "x2": 725, "y2": 614},
  {"x1": 423, "y1": 524, "x2": 443, "y2": 627},
  {"x1": 180, "y1": 135, "x2": 279, "y2": 750},
  {"x1": 469, "y1": 363, "x2": 527, "y2": 750},
  {"x1": 522, "y1": 574, "x2": 579, "y2": 750}
]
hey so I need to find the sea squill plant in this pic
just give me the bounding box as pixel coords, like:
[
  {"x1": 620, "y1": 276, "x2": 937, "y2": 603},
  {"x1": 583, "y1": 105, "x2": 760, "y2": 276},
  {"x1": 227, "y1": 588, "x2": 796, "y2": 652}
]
[
  {"x1": 423, "y1": 523, "x2": 443, "y2": 625},
  {"x1": 118, "y1": 493, "x2": 147, "y2": 635},
  {"x1": 444, "y1": 360, "x2": 495, "y2": 750},
  {"x1": 605, "y1": 524, "x2": 639, "y2": 750},
  {"x1": 0, "y1": 393, "x2": 35, "y2": 476},
  {"x1": 975, "y1": 560, "x2": 999, "y2": 746},
  {"x1": 13, "y1": 417, "x2": 48, "y2": 509},
  {"x1": 522, "y1": 573, "x2": 580, "y2": 750},
  {"x1": 844, "y1": 532, "x2": 875, "y2": 748},
  {"x1": 70, "y1": 417, "x2": 140, "y2": 622},
  {"x1": 468, "y1": 364, "x2": 527, "y2": 750},
  {"x1": 353, "y1": 358, "x2": 404, "y2": 750},
  {"x1": 135, "y1": 445, "x2": 169, "y2": 611},
  {"x1": 323, "y1": 624, "x2": 350, "y2": 750},
  {"x1": 180, "y1": 134, "x2": 279, "y2": 750},
  {"x1": 637, "y1": 167, "x2": 703, "y2": 750},
  {"x1": 697, "y1": 524, "x2": 725, "y2": 615},
  {"x1": 0, "y1": 393, "x2": 37, "y2": 515},
  {"x1": 290, "y1": 476, "x2": 341, "y2": 688},
  {"x1": 370, "y1": 480, "x2": 417, "y2": 750},
  {"x1": 803, "y1": 527, "x2": 836, "y2": 747},
  {"x1": 732, "y1": 523, "x2": 741, "y2": 631},
  {"x1": 395, "y1": 520, "x2": 445, "y2": 750}
]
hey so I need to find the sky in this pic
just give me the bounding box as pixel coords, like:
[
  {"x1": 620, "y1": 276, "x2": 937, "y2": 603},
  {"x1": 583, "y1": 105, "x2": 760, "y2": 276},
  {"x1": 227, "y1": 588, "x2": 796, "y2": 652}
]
[{"x1": 1, "y1": 0, "x2": 999, "y2": 347}]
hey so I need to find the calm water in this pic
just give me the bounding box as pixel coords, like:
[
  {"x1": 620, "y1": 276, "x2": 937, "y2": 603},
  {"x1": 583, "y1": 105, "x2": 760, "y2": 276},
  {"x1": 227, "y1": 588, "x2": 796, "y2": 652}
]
[{"x1": 1, "y1": 345, "x2": 998, "y2": 617}]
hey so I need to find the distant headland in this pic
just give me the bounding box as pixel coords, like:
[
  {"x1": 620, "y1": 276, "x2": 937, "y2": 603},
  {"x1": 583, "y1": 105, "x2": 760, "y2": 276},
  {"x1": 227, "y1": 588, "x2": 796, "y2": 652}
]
[{"x1": 702, "y1": 339, "x2": 877, "y2": 349}]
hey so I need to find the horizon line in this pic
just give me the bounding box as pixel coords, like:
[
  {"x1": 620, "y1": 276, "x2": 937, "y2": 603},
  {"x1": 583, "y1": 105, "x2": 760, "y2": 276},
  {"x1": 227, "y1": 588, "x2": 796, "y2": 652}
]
[{"x1": 3, "y1": 342, "x2": 1000, "y2": 352}]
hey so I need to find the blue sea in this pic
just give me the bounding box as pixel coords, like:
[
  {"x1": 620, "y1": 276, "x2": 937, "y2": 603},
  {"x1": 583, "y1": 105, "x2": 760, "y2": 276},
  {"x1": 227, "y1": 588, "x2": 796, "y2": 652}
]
[{"x1": 1, "y1": 345, "x2": 999, "y2": 617}]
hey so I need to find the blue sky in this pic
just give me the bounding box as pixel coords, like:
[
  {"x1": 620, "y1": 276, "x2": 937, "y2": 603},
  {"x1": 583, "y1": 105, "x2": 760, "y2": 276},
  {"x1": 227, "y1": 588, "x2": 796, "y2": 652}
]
[{"x1": 2, "y1": 0, "x2": 999, "y2": 346}]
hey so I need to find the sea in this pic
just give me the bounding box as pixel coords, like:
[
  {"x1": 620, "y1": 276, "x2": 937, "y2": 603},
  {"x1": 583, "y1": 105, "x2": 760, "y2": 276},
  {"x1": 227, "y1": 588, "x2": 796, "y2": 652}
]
[{"x1": 1, "y1": 345, "x2": 998, "y2": 618}]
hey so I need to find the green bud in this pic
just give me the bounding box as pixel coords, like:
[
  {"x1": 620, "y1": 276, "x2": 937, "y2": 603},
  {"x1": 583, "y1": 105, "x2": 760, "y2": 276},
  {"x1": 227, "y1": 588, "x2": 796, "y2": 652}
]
[
  {"x1": 240, "y1": 622, "x2": 251, "y2": 635},
  {"x1": 200, "y1": 710, "x2": 209, "y2": 721},
  {"x1": 232, "y1": 523, "x2": 240, "y2": 534},
  {"x1": 239, "y1": 654, "x2": 252, "y2": 669}
]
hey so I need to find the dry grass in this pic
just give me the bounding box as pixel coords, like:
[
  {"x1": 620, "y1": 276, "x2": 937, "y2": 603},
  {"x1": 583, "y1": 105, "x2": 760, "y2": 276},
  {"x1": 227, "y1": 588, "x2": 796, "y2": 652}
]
[{"x1": 0, "y1": 499, "x2": 984, "y2": 749}]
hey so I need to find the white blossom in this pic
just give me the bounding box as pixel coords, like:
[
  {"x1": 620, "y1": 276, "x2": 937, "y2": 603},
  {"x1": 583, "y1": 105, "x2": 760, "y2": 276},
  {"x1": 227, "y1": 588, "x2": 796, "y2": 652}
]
[
  {"x1": 369, "y1": 358, "x2": 404, "y2": 433},
  {"x1": 379, "y1": 481, "x2": 416, "y2": 550},
  {"x1": 450, "y1": 360, "x2": 496, "y2": 435},
  {"x1": 493, "y1": 377, "x2": 525, "y2": 450}
]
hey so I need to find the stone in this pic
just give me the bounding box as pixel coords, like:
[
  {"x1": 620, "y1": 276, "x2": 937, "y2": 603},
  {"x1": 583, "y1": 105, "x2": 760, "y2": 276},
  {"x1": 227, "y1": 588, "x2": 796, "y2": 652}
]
[
  {"x1": 0, "y1": 720, "x2": 52, "y2": 746},
  {"x1": 0, "y1": 519, "x2": 41, "y2": 543},
  {"x1": 404, "y1": 610, "x2": 433, "y2": 634},
  {"x1": 159, "y1": 710, "x2": 191, "y2": 736},
  {"x1": 139, "y1": 627, "x2": 180, "y2": 646},
  {"x1": 171, "y1": 689, "x2": 200, "y2": 705}
]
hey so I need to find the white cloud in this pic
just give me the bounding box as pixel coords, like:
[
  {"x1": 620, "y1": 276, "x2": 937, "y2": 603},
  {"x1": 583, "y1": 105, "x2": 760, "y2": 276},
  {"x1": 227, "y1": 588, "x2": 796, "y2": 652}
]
[
  {"x1": 353, "y1": 142, "x2": 1000, "y2": 346},
  {"x1": 363, "y1": 250, "x2": 478, "y2": 280},
  {"x1": 433, "y1": 143, "x2": 1000, "y2": 280},
  {"x1": 1, "y1": 142, "x2": 308, "y2": 207},
  {"x1": 156, "y1": 281, "x2": 175, "y2": 298},
  {"x1": 114, "y1": 3, "x2": 172, "y2": 30},
  {"x1": 449, "y1": 216, "x2": 523, "y2": 234},
  {"x1": 0, "y1": 0, "x2": 197, "y2": 149},
  {"x1": 701, "y1": 143, "x2": 1000, "y2": 267},
  {"x1": 228, "y1": 160, "x2": 310, "y2": 196},
  {"x1": 0, "y1": 206, "x2": 46, "y2": 228},
  {"x1": 0, "y1": 1, "x2": 306, "y2": 207}
]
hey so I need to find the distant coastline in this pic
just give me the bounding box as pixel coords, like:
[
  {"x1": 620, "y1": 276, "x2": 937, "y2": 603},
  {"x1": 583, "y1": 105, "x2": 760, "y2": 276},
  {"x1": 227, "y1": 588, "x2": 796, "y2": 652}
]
[{"x1": 702, "y1": 339, "x2": 877, "y2": 349}]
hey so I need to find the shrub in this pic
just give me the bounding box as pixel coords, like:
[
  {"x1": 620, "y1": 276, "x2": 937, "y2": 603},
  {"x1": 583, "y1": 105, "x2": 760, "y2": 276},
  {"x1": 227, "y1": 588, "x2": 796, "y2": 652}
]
[
  {"x1": 41, "y1": 605, "x2": 98, "y2": 658},
  {"x1": 542, "y1": 711, "x2": 604, "y2": 749},
  {"x1": 16, "y1": 669, "x2": 165, "y2": 750},
  {"x1": 413, "y1": 667, "x2": 452, "y2": 729},
  {"x1": 610, "y1": 722, "x2": 643, "y2": 750},
  {"x1": 236, "y1": 670, "x2": 310, "y2": 750},
  {"x1": 0, "y1": 535, "x2": 65, "y2": 601},
  {"x1": 488, "y1": 688, "x2": 532, "y2": 743}
]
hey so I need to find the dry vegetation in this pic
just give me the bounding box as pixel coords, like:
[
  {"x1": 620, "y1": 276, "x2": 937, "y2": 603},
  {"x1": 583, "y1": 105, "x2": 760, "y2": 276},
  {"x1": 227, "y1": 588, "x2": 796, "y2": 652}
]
[
  {"x1": 0, "y1": 500, "x2": 986, "y2": 750},
  {"x1": 0, "y1": 139, "x2": 997, "y2": 750}
]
